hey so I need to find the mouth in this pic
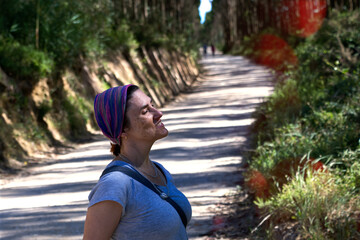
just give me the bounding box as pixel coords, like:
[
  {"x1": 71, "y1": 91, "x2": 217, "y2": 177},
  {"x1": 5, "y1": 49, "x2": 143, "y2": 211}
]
[{"x1": 155, "y1": 120, "x2": 164, "y2": 127}]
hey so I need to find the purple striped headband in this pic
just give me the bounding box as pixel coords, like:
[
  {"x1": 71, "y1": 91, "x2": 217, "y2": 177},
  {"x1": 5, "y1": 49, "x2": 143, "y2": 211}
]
[{"x1": 94, "y1": 84, "x2": 133, "y2": 145}]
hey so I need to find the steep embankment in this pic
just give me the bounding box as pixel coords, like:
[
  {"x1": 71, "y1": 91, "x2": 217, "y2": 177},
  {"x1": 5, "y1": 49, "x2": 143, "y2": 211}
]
[{"x1": 0, "y1": 47, "x2": 198, "y2": 170}]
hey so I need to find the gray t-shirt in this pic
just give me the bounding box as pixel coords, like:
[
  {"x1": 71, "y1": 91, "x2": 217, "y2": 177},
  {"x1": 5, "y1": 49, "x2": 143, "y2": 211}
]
[{"x1": 88, "y1": 160, "x2": 192, "y2": 240}]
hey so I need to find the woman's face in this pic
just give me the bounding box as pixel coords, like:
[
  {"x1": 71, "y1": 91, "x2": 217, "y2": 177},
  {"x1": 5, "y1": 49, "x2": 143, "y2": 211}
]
[{"x1": 124, "y1": 89, "x2": 168, "y2": 143}]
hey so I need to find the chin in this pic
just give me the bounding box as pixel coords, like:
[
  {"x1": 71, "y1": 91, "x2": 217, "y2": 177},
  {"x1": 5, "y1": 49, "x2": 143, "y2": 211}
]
[{"x1": 157, "y1": 129, "x2": 169, "y2": 140}]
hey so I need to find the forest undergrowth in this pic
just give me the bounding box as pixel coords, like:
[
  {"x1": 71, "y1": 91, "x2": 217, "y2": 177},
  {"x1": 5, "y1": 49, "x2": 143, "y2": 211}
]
[
  {"x1": 243, "y1": 10, "x2": 360, "y2": 239},
  {"x1": 0, "y1": 1, "x2": 200, "y2": 170}
]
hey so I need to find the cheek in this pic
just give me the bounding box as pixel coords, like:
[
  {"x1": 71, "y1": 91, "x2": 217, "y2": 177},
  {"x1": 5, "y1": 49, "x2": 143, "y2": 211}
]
[{"x1": 133, "y1": 117, "x2": 154, "y2": 136}]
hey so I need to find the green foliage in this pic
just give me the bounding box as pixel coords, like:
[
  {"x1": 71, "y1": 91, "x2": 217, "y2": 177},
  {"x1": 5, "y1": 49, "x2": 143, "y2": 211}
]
[
  {"x1": 295, "y1": 10, "x2": 360, "y2": 105},
  {"x1": 252, "y1": 107, "x2": 360, "y2": 174},
  {"x1": 303, "y1": 108, "x2": 360, "y2": 156},
  {"x1": 248, "y1": 10, "x2": 360, "y2": 238},
  {"x1": 0, "y1": 38, "x2": 53, "y2": 81},
  {"x1": 16, "y1": 119, "x2": 47, "y2": 142},
  {"x1": 104, "y1": 21, "x2": 139, "y2": 51},
  {"x1": 38, "y1": 1, "x2": 114, "y2": 66},
  {"x1": 343, "y1": 161, "x2": 360, "y2": 194},
  {"x1": 62, "y1": 95, "x2": 88, "y2": 137},
  {"x1": 229, "y1": 35, "x2": 255, "y2": 57},
  {"x1": 251, "y1": 124, "x2": 313, "y2": 174},
  {"x1": 254, "y1": 78, "x2": 302, "y2": 140},
  {"x1": 0, "y1": 0, "x2": 200, "y2": 70},
  {"x1": 256, "y1": 171, "x2": 360, "y2": 239},
  {"x1": 0, "y1": 0, "x2": 201, "y2": 169}
]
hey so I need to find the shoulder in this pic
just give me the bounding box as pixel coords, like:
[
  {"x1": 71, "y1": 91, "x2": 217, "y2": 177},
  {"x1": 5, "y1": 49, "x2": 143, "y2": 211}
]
[
  {"x1": 100, "y1": 170, "x2": 133, "y2": 186},
  {"x1": 88, "y1": 171, "x2": 134, "y2": 209},
  {"x1": 98, "y1": 161, "x2": 134, "y2": 186}
]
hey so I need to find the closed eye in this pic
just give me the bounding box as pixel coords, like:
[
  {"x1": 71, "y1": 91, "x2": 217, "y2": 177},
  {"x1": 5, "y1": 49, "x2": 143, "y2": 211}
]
[
  {"x1": 140, "y1": 98, "x2": 153, "y2": 114},
  {"x1": 142, "y1": 104, "x2": 156, "y2": 114}
]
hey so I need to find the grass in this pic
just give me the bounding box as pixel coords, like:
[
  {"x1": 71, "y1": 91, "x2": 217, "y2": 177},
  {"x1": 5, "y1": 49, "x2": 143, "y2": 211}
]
[
  {"x1": 255, "y1": 170, "x2": 360, "y2": 239},
  {"x1": 245, "y1": 9, "x2": 360, "y2": 239}
]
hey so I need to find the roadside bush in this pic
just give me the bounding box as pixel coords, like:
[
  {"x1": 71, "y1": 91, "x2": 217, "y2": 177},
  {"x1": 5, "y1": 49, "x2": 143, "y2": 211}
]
[
  {"x1": 253, "y1": 78, "x2": 302, "y2": 141},
  {"x1": 333, "y1": 149, "x2": 360, "y2": 194},
  {"x1": 61, "y1": 94, "x2": 92, "y2": 138},
  {"x1": 256, "y1": 171, "x2": 360, "y2": 239},
  {"x1": 104, "y1": 21, "x2": 139, "y2": 51},
  {"x1": 295, "y1": 10, "x2": 360, "y2": 107},
  {"x1": 343, "y1": 161, "x2": 360, "y2": 194},
  {"x1": 250, "y1": 9, "x2": 360, "y2": 176},
  {"x1": 0, "y1": 38, "x2": 53, "y2": 82},
  {"x1": 303, "y1": 108, "x2": 360, "y2": 156},
  {"x1": 247, "y1": 10, "x2": 360, "y2": 238},
  {"x1": 251, "y1": 123, "x2": 314, "y2": 175}
]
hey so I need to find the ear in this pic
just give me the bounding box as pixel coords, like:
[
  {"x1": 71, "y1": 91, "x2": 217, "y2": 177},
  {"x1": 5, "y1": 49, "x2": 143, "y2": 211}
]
[{"x1": 121, "y1": 132, "x2": 128, "y2": 139}]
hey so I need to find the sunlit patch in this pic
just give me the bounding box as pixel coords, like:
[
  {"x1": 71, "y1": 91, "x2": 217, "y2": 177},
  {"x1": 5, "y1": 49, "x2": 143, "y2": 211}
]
[
  {"x1": 252, "y1": 34, "x2": 298, "y2": 72},
  {"x1": 279, "y1": 0, "x2": 327, "y2": 37}
]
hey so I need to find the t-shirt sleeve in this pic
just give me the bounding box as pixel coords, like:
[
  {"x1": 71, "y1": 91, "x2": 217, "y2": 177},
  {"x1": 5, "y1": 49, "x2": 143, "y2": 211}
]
[{"x1": 88, "y1": 172, "x2": 132, "y2": 216}]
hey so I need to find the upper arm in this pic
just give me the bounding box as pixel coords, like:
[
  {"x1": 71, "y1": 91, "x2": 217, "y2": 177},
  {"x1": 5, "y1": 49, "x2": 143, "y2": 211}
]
[{"x1": 83, "y1": 200, "x2": 123, "y2": 240}]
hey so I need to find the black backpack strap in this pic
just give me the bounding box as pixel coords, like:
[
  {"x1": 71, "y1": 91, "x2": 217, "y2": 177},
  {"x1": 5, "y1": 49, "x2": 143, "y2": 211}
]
[{"x1": 100, "y1": 165, "x2": 188, "y2": 227}]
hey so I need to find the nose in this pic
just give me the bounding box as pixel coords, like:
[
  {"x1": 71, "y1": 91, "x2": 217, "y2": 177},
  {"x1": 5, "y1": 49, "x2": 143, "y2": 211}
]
[{"x1": 152, "y1": 106, "x2": 163, "y2": 119}]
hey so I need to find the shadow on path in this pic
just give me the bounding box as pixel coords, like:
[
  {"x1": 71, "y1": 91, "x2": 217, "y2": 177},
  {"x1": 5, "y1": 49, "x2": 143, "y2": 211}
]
[
  {"x1": 149, "y1": 55, "x2": 273, "y2": 238},
  {"x1": 0, "y1": 202, "x2": 87, "y2": 240},
  {"x1": 0, "y1": 54, "x2": 273, "y2": 240}
]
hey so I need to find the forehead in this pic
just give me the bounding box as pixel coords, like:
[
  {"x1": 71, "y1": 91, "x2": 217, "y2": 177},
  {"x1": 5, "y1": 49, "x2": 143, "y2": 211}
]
[{"x1": 128, "y1": 90, "x2": 151, "y2": 108}]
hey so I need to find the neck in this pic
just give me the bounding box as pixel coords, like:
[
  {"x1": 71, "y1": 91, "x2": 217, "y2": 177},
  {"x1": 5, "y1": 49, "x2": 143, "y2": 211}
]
[{"x1": 118, "y1": 140, "x2": 153, "y2": 168}]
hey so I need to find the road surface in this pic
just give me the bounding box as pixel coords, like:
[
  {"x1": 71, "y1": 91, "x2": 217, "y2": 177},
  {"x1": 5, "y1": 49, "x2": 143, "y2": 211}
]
[{"x1": 0, "y1": 54, "x2": 273, "y2": 239}]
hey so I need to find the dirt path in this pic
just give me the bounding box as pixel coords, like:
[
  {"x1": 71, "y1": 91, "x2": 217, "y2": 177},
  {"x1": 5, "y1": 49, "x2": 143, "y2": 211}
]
[{"x1": 0, "y1": 54, "x2": 273, "y2": 240}]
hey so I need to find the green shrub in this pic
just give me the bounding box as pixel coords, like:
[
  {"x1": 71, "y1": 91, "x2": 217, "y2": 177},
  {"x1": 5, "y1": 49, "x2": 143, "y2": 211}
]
[
  {"x1": 304, "y1": 109, "x2": 360, "y2": 156},
  {"x1": 0, "y1": 38, "x2": 53, "y2": 81},
  {"x1": 333, "y1": 149, "x2": 360, "y2": 194},
  {"x1": 251, "y1": 9, "x2": 360, "y2": 171},
  {"x1": 344, "y1": 162, "x2": 360, "y2": 194},
  {"x1": 62, "y1": 96, "x2": 88, "y2": 137},
  {"x1": 256, "y1": 171, "x2": 360, "y2": 239},
  {"x1": 295, "y1": 10, "x2": 360, "y2": 107},
  {"x1": 253, "y1": 78, "x2": 302, "y2": 141},
  {"x1": 104, "y1": 21, "x2": 139, "y2": 51},
  {"x1": 248, "y1": 10, "x2": 360, "y2": 238},
  {"x1": 251, "y1": 123, "x2": 315, "y2": 175}
]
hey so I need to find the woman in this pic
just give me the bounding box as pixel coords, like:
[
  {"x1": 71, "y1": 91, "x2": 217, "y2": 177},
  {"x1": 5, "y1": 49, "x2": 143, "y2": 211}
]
[{"x1": 83, "y1": 84, "x2": 192, "y2": 240}]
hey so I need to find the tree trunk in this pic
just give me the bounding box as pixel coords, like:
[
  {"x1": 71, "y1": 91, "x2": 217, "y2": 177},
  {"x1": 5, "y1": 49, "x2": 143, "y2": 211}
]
[
  {"x1": 143, "y1": 0, "x2": 148, "y2": 20},
  {"x1": 161, "y1": 0, "x2": 165, "y2": 32},
  {"x1": 35, "y1": 0, "x2": 40, "y2": 49},
  {"x1": 222, "y1": 0, "x2": 233, "y2": 52}
]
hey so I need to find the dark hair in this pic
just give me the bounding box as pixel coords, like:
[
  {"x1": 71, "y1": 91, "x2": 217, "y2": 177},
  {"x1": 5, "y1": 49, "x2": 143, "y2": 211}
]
[
  {"x1": 110, "y1": 143, "x2": 121, "y2": 156},
  {"x1": 110, "y1": 85, "x2": 139, "y2": 156}
]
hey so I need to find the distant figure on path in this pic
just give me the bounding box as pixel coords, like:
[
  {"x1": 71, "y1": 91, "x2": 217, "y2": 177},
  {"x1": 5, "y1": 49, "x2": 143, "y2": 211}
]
[
  {"x1": 203, "y1": 43, "x2": 208, "y2": 55},
  {"x1": 211, "y1": 43, "x2": 215, "y2": 56},
  {"x1": 83, "y1": 85, "x2": 192, "y2": 240}
]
